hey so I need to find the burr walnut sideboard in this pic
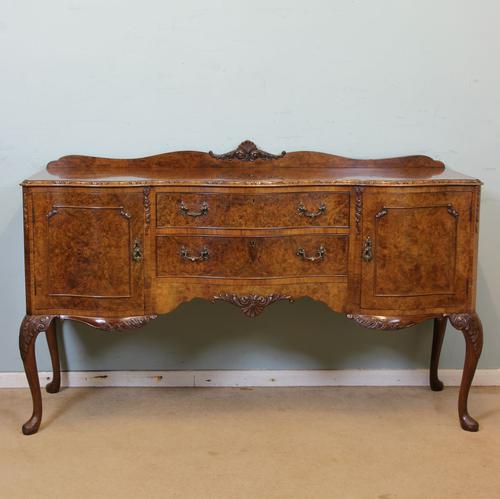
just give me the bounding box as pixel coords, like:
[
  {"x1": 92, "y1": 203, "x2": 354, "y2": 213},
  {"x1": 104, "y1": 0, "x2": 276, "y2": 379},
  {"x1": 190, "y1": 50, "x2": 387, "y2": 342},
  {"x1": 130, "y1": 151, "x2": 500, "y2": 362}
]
[{"x1": 20, "y1": 140, "x2": 483, "y2": 435}]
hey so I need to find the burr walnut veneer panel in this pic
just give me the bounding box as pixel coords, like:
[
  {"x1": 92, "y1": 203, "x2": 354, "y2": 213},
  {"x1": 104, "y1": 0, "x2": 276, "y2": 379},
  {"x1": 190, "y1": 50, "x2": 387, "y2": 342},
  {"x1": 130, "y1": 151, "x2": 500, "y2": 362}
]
[
  {"x1": 31, "y1": 189, "x2": 145, "y2": 314},
  {"x1": 19, "y1": 141, "x2": 483, "y2": 435},
  {"x1": 360, "y1": 189, "x2": 473, "y2": 311}
]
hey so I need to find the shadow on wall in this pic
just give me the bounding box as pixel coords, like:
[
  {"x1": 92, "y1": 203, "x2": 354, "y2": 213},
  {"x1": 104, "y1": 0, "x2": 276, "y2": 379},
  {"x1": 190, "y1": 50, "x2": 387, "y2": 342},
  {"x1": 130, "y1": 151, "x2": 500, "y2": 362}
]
[{"x1": 57, "y1": 298, "x2": 434, "y2": 371}]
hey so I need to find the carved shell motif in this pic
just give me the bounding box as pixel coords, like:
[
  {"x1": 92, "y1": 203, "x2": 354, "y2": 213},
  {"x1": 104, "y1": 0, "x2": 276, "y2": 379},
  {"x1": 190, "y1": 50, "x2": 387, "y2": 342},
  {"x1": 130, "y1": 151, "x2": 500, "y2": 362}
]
[
  {"x1": 209, "y1": 140, "x2": 286, "y2": 162},
  {"x1": 212, "y1": 294, "x2": 294, "y2": 317}
]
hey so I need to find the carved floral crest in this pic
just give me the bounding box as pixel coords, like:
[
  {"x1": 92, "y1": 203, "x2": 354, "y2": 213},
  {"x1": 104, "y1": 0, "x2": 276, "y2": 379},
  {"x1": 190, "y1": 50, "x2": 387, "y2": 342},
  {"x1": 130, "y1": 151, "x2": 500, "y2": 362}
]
[{"x1": 209, "y1": 140, "x2": 286, "y2": 162}]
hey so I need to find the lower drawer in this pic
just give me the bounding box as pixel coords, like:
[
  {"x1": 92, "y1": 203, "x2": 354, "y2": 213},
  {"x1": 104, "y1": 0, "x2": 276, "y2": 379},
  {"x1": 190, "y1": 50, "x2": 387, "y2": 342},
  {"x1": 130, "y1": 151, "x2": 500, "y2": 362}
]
[{"x1": 156, "y1": 234, "x2": 348, "y2": 278}]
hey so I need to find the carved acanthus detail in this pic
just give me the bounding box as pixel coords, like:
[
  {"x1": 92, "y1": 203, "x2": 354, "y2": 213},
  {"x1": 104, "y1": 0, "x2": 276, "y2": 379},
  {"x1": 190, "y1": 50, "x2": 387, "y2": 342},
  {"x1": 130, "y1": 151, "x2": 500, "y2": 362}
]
[
  {"x1": 355, "y1": 186, "x2": 363, "y2": 234},
  {"x1": 143, "y1": 187, "x2": 151, "y2": 224},
  {"x1": 209, "y1": 140, "x2": 286, "y2": 162},
  {"x1": 448, "y1": 313, "x2": 483, "y2": 356},
  {"x1": 347, "y1": 314, "x2": 421, "y2": 330},
  {"x1": 212, "y1": 294, "x2": 294, "y2": 317},
  {"x1": 447, "y1": 204, "x2": 459, "y2": 218},
  {"x1": 60, "y1": 315, "x2": 158, "y2": 331},
  {"x1": 19, "y1": 315, "x2": 56, "y2": 360}
]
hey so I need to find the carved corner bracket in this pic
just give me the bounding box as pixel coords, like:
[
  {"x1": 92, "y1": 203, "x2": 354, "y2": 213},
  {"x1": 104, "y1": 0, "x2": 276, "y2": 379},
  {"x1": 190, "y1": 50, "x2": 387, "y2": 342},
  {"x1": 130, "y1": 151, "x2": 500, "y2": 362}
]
[
  {"x1": 20, "y1": 315, "x2": 56, "y2": 360},
  {"x1": 447, "y1": 313, "x2": 483, "y2": 356},
  {"x1": 209, "y1": 140, "x2": 286, "y2": 162},
  {"x1": 346, "y1": 314, "x2": 424, "y2": 330},
  {"x1": 59, "y1": 315, "x2": 158, "y2": 331},
  {"x1": 212, "y1": 293, "x2": 294, "y2": 317}
]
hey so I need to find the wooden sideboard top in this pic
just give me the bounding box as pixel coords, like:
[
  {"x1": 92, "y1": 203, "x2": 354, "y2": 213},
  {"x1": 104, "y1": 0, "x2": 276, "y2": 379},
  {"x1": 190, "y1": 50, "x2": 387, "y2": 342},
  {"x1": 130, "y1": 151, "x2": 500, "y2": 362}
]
[{"x1": 22, "y1": 140, "x2": 481, "y2": 187}]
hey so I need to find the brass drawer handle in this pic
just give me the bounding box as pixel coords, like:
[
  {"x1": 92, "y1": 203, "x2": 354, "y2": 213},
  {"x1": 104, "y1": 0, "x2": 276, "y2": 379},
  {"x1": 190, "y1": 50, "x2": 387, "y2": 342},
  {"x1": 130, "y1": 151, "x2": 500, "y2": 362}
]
[
  {"x1": 179, "y1": 200, "x2": 209, "y2": 217},
  {"x1": 132, "y1": 238, "x2": 142, "y2": 262},
  {"x1": 296, "y1": 245, "x2": 326, "y2": 262},
  {"x1": 362, "y1": 236, "x2": 373, "y2": 262},
  {"x1": 297, "y1": 202, "x2": 326, "y2": 218},
  {"x1": 180, "y1": 246, "x2": 209, "y2": 262}
]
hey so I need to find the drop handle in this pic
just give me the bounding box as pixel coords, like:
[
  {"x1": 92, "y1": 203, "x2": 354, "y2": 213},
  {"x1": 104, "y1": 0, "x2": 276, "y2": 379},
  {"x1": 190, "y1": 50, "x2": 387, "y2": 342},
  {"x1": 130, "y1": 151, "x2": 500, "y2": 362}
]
[
  {"x1": 362, "y1": 236, "x2": 373, "y2": 262},
  {"x1": 132, "y1": 238, "x2": 142, "y2": 262},
  {"x1": 180, "y1": 246, "x2": 210, "y2": 262},
  {"x1": 296, "y1": 245, "x2": 326, "y2": 262},
  {"x1": 179, "y1": 200, "x2": 209, "y2": 217},
  {"x1": 297, "y1": 202, "x2": 327, "y2": 218}
]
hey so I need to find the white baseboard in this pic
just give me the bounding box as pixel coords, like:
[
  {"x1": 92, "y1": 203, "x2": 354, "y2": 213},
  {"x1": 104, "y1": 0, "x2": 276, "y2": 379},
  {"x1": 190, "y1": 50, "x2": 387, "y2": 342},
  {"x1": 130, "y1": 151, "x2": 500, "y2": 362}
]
[{"x1": 1, "y1": 369, "x2": 500, "y2": 388}]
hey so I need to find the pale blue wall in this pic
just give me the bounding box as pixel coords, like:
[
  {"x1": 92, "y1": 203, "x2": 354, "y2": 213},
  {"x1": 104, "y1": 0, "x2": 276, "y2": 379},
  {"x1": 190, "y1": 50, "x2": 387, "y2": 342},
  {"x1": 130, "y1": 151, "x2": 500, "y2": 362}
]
[{"x1": 1, "y1": 0, "x2": 499, "y2": 371}]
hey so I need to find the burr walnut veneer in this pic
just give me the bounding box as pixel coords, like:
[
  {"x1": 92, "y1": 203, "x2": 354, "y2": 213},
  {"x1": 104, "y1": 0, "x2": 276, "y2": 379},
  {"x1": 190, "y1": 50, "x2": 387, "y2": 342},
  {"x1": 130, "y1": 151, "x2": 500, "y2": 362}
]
[{"x1": 20, "y1": 141, "x2": 483, "y2": 434}]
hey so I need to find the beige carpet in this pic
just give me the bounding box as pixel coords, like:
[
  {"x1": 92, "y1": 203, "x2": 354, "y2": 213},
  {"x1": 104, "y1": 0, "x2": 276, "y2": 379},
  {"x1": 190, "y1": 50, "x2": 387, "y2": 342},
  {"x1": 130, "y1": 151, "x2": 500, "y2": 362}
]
[{"x1": 1, "y1": 386, "x2": 500, "y2": 499}]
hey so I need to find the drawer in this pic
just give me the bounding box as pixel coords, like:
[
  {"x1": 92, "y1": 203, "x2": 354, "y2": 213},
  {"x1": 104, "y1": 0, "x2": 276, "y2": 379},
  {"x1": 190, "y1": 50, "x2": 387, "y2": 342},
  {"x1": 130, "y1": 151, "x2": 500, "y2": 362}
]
[
  {"x1": 156, "y1": 234, "x2": 348, "y2": 278},
  {"x1": 156, "y1": 191, "x2": 350, "y2": 229}
]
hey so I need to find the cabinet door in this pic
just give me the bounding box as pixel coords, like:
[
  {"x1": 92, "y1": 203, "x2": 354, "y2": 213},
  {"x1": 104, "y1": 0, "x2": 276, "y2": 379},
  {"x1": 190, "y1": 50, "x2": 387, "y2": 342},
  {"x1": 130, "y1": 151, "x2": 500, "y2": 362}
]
[
  {"x1": 361, "y1": 190, "x2": 473, "y2": 311},
  {"x1": 32, "y1": 189, "x2": 145, "y2": 314}
]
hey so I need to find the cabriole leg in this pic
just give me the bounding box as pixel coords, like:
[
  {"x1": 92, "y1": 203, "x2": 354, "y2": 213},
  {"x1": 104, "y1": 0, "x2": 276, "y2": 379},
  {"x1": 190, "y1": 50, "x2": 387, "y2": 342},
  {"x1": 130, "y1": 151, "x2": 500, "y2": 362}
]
[
  {"x1": 45, "y1": 319, "x2": 61, "y2": 394},
  {"x1": 448, "y1": 313, "x2": 483, "y2": 432},
  {"x1": 19, "y1": 315, "x2": 56, "y2": 435},
  {"x1": 430, "y1": 316, "x2": 447, "y2": 391}
]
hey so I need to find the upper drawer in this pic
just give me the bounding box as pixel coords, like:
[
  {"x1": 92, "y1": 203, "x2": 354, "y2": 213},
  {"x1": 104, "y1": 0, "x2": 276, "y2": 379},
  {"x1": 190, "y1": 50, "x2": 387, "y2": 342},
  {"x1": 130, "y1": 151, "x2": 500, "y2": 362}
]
[{"x1": 156, "y1": 191, "x2": 350, "y2": 229}]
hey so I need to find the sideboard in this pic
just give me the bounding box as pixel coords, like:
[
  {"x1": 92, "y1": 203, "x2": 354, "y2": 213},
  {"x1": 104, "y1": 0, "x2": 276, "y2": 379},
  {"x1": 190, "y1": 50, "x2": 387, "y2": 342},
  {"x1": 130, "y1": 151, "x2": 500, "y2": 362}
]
[{"x1": 20, "y1": 140, "x2": 483, "y2": 434}]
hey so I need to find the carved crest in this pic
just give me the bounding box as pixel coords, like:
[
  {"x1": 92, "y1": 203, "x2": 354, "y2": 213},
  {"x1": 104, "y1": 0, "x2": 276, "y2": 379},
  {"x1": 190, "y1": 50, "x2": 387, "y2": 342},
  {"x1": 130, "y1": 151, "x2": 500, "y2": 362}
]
[
  {"x1": 212, "y1": 293, "x2": 294, "y2": 317},
  {"x1": 209, "y1": 140, "x2": 286, "y2": 162}
]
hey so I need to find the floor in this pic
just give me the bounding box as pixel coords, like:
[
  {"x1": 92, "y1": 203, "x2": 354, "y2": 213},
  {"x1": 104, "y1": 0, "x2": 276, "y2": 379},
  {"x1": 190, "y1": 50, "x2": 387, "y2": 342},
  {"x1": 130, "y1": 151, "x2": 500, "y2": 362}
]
[{"x1": 1, "y1": 387, "x2": 500, "y2": 499}]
